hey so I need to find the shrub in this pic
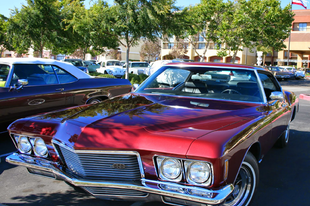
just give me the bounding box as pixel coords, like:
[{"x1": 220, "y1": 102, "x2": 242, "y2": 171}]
[
  {"x1": 122, "y1": 73, "x2": 149, "y2": 84},
  {"x1": 91, "y1": 72, "x2": 116, "y2": 79}
]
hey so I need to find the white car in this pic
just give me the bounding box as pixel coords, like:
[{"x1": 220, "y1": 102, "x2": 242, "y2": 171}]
[
  {"x1": 295, "y1": 70, "x2": 305, "y2": 79},
  {"x1": 127, "y1": 62, "x2": 149, "y2": 75},
  {"x1": 96, "y1": 60, "x2": 125, "y2": 78},
  {"x1": 146, "y1": 60, "x2": 182, "y2": 76}
]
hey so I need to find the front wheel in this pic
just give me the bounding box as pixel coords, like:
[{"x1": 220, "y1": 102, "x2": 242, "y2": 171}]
[{"x1": 223, "y1": 152, "x2": 259, "y2": 206}]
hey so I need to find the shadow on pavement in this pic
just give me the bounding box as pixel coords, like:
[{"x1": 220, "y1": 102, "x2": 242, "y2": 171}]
[{"x1": 252, "y1": 129, "x2": 310, "y2": 206}]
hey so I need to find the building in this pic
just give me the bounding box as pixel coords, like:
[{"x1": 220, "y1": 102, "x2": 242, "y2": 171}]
[
  {"x1": 277, "y1": 9, "x2": 310, "y2": 68},
  {"x1": 161, "y1": 35, "x2": 257, "y2": 65}
]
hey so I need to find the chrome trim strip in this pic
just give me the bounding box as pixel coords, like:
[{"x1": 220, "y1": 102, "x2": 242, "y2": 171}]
[{"x1": 6, "y1": 153, "x2": 233, "y2": 205}]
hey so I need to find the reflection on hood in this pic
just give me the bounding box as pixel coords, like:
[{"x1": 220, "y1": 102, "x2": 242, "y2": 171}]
[{"x1": 36, "y1": 94, "x2": 168, "y2": 123}]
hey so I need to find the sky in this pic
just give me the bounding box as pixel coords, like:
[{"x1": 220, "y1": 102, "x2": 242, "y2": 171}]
[{"x1": 0, "y1": 0, "x2": 306, "y2": 18}]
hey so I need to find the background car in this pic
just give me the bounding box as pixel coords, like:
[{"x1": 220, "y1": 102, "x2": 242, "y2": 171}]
[
  {"x1": 83, "y1": 60, "x2": 100, "y2": 73},
  {"x1": 96, "y1": 59, "x2": 125, "y2": 78},
  {"x1": 295, "y1": 69, "x2": 306, "y2": 79},
  {"x1": 279, "y1": 66, "x2": 296, "y2": 78},
  {"x1": 124, "y1": 62, "x2": 149, "y2": 75},
  {"x1": 6, "y1": 62, "x2": 298, "y2": 206},
  {"x1": 0, "y1": 58, "x2": 132, "y2": 125},
  {"x1": 64, "y1": 58, "x2": 89, "y2": 73},
  {"x1": 268, "y1": 66, "x2": 291, "y2": 80}
]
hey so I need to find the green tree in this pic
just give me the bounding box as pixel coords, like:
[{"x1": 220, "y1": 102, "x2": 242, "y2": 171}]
[
  {"x1": 0, "y1": 15, "x2": 8, "y2": 57},
  {"x1": 218, "y1": 0, "x2": 294, "y2": 63},
  {"x1": 185, "y1": 0, "x2": 231, "y2": 62},
  {"x1": 6, "y1": 0, "x2": 68, "y2": 57},
  {"x1": 62, "y1": 0, "x2": 119, "y2": 59},
  {"x1": 105, "y1": 0, "x2": 183, "y2": 79}
]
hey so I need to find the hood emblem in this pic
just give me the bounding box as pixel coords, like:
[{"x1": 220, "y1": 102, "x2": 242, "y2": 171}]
[{"x1": 112, "y1": 163, "x2": 126, "y2": 169}]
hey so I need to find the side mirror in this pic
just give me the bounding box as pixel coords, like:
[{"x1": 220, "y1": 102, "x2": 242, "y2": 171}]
[
  {"x1": 18, "y1": 79, "x2": 29, "y2": 86},
  {"x1": 10, "y1": 79, "x2": 28, "y2": 91},
  {"x1": 270, "y1": 91, "x2": 284, "y2": 101}
]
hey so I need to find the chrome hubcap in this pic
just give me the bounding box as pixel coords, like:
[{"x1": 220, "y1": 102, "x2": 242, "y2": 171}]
[{"x1": 223, "y1": 162, "x2": 255, "y2": 206}]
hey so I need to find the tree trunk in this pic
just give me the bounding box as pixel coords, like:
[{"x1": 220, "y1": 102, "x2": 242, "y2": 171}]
[{"x1": 125, "y1": 46, "x2": 130, "y2": 79}]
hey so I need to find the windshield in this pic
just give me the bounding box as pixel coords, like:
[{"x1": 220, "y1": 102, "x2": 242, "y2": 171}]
[
  {"x1": 107, "y1": 61, "x2": 122, "y2": 66},
  {"x1": 131, "y1": 63, "x2": 149, "y2": 68},
  {"x1": 136, "y1": 66, "x2": 263, "y2": 103},
  {"x1": 65, "y1": 60, "x2": 83, "y2": 66}
]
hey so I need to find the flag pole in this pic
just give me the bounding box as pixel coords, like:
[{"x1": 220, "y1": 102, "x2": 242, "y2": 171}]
[{"x1": 287, "y1": 0, "x2": 292, "y2": 66}]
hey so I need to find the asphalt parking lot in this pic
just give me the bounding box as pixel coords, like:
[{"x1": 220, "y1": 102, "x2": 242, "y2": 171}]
[{"x1": 1, "y1": 78, "x2": 310, "y2": 206}]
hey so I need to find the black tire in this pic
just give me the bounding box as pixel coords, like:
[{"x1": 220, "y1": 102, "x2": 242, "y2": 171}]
[
  {"x1": 275, "y1": 124, "x2": 290, "y2": 148},
  {"x1": 223, "y1": 152, "x2": 259, "y2": 206}
]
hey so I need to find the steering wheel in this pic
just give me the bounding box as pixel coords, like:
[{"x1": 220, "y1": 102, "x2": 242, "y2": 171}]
[{"x1": 221, "y1": 89, "x2": 241, "y2": 95}]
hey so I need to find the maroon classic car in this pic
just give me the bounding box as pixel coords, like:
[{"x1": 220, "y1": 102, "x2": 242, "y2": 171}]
[
  {"x1": 6, "y1": 62, "x2": 298, "y2": 206},
  {"x1": 0, "y1": 58, "x2": 132, "y2": 125}
]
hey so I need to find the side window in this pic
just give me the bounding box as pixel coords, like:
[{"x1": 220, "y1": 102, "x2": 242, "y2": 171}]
[
  {"x1": 0, "y1": 65, "x2": 10, "y2": 87},
  {"x1": 11, "y1": 64, "x2": 47, "y2": 86},
  {"x1": 52, "y1": 65, "x2": 77, "y2": 84},
  {"x1": 258, "y1": 72, "x2": 281, "y2": 101}
]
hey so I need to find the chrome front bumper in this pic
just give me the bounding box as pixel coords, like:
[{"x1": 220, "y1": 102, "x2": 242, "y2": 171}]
[{"x1": 6, "y1": 153, "x2": 233, "y2": 205}]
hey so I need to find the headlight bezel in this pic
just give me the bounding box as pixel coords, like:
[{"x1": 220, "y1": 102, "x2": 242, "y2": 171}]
[
  {"x1": 184, "y1": 160, "x2": 212, "y2": 186},
  {"x1": 12, "y1": 134, "x2": 49, "y2": 158},
  {"x1": 33, "y1": 137, "x2": 49, "y2": 157},
  {"x1": 155, "y1": 156, "x2": 213, "y2": 186},
  {"x1": 156, "y1": 157, "x2": 183, "y2": 182},
  {"x1": 17, "y1": 135, "x2": 32, "y2": 155}
]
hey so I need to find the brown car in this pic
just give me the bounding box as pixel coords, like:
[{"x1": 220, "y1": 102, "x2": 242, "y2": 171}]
[
  {"x1": 0, "y1": 58, "x2": 132, "y2": 125},
  {"x1": 268, "y1": 66, "x2": 291, "y2": 80}
]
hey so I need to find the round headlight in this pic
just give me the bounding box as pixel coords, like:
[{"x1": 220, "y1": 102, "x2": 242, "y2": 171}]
[
  {"x1": 188, "y1": 162, "x2": 211, "y2": 184},
  {"x1": 33, "y1": 138, "x2": 48, "y2": 157},
  {"x1": 18, "y1": 136, "x2": 32, "y2": 154},
  {"x1": 161, "y1": 158, "x2": 182, "y2": 180},
  {"x1": 108, "y1": 70, "x2": 113, "y2": 74}
]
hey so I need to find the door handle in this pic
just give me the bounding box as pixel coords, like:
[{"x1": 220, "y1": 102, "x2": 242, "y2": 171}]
[{"x1": 56, "y1": 88, "x2": 65, "y2": 91}]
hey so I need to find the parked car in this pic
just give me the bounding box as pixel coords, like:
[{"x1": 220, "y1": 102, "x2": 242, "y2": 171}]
[
  {"x1": 146, "y1": 59, "x2": 182, "y2": 75},
  {"x1": 295, "y1": 69, "x2": 306, "y2": 79},
  {"x1": 83, "y1": 60, "x2": 100, "y2": 73},
  {"x1": 279, "y1": 66, "x2": 296, "y2": 78},
  {"x1": 267, "y1": 66, "x2": 291, "y2": 80},
  {"x1": 0, "y1": 58, "x2": 132, "y2": 125},
  {"x1": 125, "y1": 62, "x2": 149, "y2": 75},
  {"x1": 6, "y1": 62, "x2": 298, "y2": 206},
  {"x1": 63, "y1": 58, "x2": 89, "y2": 73},
  {"x1": 96, "y1": 59, "x2": 125, "y2": 78}
]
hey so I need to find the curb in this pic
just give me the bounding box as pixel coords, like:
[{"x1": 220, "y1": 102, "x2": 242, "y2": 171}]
[{"x1": 299, "y1": 94, "x2": 310, "y2": 101}]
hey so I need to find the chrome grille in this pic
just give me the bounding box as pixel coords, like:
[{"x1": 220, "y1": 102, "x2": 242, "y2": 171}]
[
  {"x1": 83, "y1": 187, "x2": 148, "y2": 197},
  {"x1": 55, "y1": 144, "x2": 142, "y2": 181}
]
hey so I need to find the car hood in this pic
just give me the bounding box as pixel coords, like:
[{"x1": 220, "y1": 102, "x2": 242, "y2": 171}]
[
  {"x1": 15, "y1": 93, "x2": 263, "y2": 154},
  {"x1": 105, "y1": 66, "x2": 124, "y2": 70}
]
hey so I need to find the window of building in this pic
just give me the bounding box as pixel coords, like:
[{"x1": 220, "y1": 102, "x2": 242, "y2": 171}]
[
  {"x1": 198, "y1": 43, "x2": 205, "y2": 49},
  {"x1": 168, "y1": 43, "x2": 174, "y2": 49},
  {"x1": 299, "y1": 23, "x2": 307, "y2": 31},
  {"x1": 198, "y1": 32, "x2": 205, "y2": 42},
  {"x1": 168, "y1": 36, "x2": 174, "y2": 42}
]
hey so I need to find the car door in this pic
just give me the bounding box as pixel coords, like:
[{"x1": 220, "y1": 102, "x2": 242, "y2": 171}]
[
  {"x1": 257, "y1": 71, "x2": 291, "y2": 152},
  {"x1": 0, "y1": 64, "x2": 77, "y2": 123}
]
